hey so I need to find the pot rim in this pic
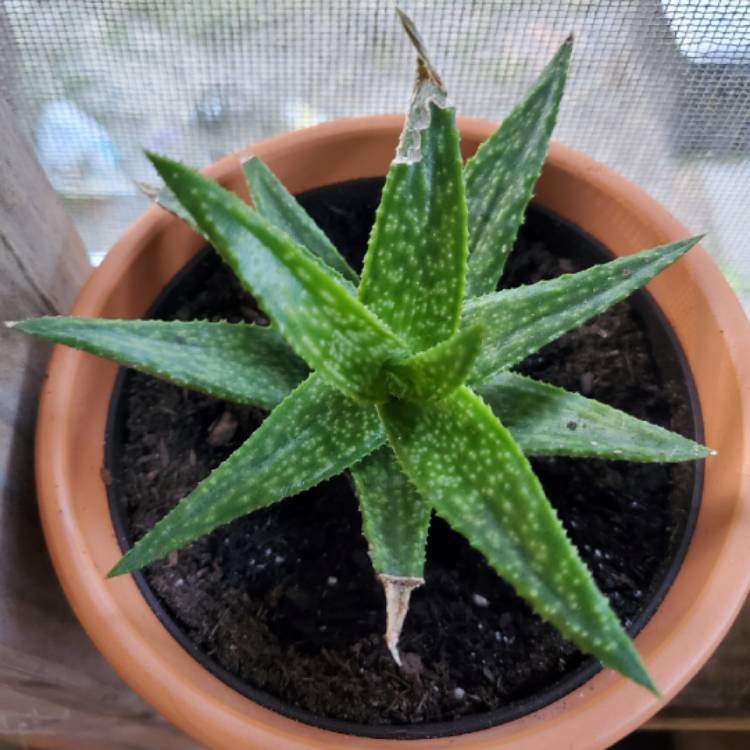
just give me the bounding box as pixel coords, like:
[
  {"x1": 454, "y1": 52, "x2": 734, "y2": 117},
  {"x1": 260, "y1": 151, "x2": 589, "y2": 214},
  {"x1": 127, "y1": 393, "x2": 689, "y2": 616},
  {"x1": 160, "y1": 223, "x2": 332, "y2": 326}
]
[{"x1": 36, "y1": 115, "x2": 750, "y2": 750}]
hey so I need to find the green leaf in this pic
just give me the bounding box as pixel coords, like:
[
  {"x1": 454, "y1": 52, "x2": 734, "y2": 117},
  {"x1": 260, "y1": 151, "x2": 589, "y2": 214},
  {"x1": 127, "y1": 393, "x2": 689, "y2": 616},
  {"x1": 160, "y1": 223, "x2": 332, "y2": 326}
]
[
  {"x1": 379, "y1": 386, "x2": 656, "y2": 692},
  {"x1": 464, "y1": 237, "x2": 702, "y2": 384},
  {"x1": 464, "y1": 38, "x2": 572, "y2": 297},
  {"x1": 351, "y1": 444, "x2": 430, "y2": 664},
  {"x1": 476, "y1": 371, "x2": 711, "y2": 461},
  {"x1": 148, "y1": 152, "x2": 407, "y2": 402},
  {"x1": 14, "y1": 317, "x2": 307, "y2": 410},
  {"x1": 358, "y1": 12, "x2": 467, "y2": 351},
  {"x1": 385, "y1": 324, "x2": 483, "y2": 402},
  {"x1": 243, "y1": 156, "x2": 359, "y2": 286},
  {"x1": 351, "y1": 447, "x2": 431, "y2": 579},
  {"x1": 109, "y1": 374, "x2": 383, "y2": 576}
]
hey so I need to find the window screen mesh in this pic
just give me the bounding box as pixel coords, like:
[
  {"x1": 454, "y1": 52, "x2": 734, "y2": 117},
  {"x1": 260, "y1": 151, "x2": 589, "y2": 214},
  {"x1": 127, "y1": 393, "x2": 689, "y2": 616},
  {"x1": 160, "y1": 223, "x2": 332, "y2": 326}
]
[{"x1": 2, "y1": 1, "x2": 749, "y2": 309}]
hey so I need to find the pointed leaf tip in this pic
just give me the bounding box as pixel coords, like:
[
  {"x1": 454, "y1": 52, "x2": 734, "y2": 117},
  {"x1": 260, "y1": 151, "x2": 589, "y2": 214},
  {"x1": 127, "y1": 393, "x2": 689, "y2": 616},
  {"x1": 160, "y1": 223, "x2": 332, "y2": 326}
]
[
  {"x1": 138, "y1": 156, "x2": 204, "y2": 231},
  {"x1": 108, "y1": 374, "x2": 384, "y2": 575},
  {"x1": 380, "y1": 574, "x2": 424, "y2": 665},
  {"x1": 352, "y1": 447, "x2": 431, "y2": 665},
  {"x1": 144, "y1": 148, "x2": 163, "y2": 164},
  {"x1": 644, "y1": 674, "x2": 660, "y2": 697},
  {"x1": 379, "y1": 386, "x2": 657, "y2": 690},
  {"x1": 464, "y1": 37, "x2": 572, "y2": 295},
  {"x1": 464, "y1": 235, "x2": 703, "y2": 382},
  {"x1": 395, "y1": 7, "x2": 444, "y2": 89},
  {"x1": 358, "y1": 22, "x2": 465, "y2": 350},
  {"x1": 609, "y1": 646, "x2": 659, "y2": 696},
  {"x1": 12, "y1": 317, "x2": 307, "y2": 410},
  {"x1": 476, "y1": 371, "x2": 712, "y2": 462},
  {"x1": 242, "y1": 155, "x2": 359, "y2": 285},
  {"x1": 107, "y1": 560, "x2": 129, "y2": 578}
]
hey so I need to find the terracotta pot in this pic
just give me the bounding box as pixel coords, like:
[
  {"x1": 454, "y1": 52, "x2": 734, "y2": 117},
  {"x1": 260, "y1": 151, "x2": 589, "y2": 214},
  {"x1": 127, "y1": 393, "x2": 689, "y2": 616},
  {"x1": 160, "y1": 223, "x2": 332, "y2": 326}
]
[{"x1": 36, "y1": 116, "x2": 750, "y2": 750}]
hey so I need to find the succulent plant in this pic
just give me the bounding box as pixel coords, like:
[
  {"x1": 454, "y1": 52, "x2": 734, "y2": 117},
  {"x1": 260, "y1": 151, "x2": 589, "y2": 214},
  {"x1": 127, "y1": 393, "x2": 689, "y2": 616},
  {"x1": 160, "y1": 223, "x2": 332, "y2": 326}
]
[{"x1": 12, "y1": 9, "x2": 710, "y2": 693}]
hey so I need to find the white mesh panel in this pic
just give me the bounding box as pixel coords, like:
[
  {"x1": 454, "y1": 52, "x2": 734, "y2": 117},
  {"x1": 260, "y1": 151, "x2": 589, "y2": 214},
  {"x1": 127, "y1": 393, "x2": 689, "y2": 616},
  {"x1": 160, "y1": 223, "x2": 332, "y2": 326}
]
[{"x1": 2, "y1": 1, "x2": 748, "y2": 309}]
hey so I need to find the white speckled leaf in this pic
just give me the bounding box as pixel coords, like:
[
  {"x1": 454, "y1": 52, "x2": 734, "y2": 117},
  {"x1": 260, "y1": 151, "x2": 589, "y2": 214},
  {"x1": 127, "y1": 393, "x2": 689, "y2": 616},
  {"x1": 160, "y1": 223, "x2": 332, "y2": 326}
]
[
  {"x1": 15, "y1": 317, "x2": 308, "y2": 410},
  {"x1": 243, "y1": 156, "x2": 359, "y2": 286},
  {"x1": 357, "y1": 21, "x2": 467, "y2": 352},
  {"x1": 148, "y1": 152, "x2": 407, "y2": 402},
  {"x1": 351, "y1": 446, "x2": 431, "y2": 578},
  {"x1": 464, "y1": 237, "x2": 701, "y2": 384},
  {"x1": 379, "y1": 386, "x2": 656, "y2": 692},
  {"x1": 109, "y1": 374, "x2": 383, "y2": 576},
  {"x1": 464, "y1": 39, "x2": 572, "y2": 297},
  {"x1": 385, "y1": 325, "x2": 483, "y2": 402},
  {"x1": 476, "y1": 371, "x2": 710, "y2": 461}
]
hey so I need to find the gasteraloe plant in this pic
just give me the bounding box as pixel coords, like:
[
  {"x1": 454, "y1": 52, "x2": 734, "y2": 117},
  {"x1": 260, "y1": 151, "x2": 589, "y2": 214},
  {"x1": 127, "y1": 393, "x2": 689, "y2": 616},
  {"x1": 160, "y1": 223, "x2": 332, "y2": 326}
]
[{"x1": 11, "y1": 9, "x2": 711, "y2": 693}]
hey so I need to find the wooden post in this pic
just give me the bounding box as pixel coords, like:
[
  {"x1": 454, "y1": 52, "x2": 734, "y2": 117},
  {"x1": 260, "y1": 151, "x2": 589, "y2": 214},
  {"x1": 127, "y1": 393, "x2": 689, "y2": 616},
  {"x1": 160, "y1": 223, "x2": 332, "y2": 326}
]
[{"x1": 0, "y1": 92, "x2": 200, "y2": 749}]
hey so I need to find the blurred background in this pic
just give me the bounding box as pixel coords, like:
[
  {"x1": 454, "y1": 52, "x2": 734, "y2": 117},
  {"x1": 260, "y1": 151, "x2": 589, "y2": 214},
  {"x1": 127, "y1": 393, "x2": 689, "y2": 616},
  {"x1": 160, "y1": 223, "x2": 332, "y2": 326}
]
[{"x1": 1, "y1": 0, "x2": 748, "y2": 307}]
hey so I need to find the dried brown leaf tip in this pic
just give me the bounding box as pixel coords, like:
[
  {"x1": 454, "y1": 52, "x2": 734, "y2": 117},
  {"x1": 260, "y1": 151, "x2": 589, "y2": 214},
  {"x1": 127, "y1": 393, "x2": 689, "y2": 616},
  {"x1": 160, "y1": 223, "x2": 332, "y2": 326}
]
[
  {"x1": 380, "y1": 574, "x2": 424, "y2": 665},
  {"x1": 396, "y1": 6, "x2": 444, "y2": 89}
]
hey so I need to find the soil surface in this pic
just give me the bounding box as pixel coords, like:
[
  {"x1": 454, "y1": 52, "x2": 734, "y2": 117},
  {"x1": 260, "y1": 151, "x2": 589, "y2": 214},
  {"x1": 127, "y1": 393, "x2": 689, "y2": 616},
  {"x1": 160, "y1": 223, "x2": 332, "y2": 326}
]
[{"x1": 108, "y1": 179, "x2": 698, "y2": 728}]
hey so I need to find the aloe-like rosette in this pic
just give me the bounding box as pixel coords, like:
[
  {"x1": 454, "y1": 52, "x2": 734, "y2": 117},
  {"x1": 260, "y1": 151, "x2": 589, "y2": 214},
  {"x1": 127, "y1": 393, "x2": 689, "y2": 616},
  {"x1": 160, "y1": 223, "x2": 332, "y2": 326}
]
[{"x1": 11, "y1": 8, "x2": 712, "y2": 692}]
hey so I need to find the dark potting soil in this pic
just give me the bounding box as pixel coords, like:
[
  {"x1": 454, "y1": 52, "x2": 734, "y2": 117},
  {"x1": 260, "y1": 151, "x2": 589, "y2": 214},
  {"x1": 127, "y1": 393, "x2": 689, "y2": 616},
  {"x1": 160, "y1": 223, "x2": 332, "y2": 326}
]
[{"x1": 108, "y1": 179, "x2": 699, "y2": 729}]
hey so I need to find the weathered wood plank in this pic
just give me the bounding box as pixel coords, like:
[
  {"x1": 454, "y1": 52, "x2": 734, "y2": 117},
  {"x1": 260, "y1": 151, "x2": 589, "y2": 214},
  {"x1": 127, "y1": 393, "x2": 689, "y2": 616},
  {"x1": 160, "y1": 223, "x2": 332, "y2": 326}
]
[{"x1": 650, "y1": 596, "x2": 750, "y2": 730}]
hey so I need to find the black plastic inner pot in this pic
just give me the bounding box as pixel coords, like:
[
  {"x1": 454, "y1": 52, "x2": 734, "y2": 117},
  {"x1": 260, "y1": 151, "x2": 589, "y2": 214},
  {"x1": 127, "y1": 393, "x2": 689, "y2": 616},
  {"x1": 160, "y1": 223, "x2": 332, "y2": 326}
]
[{"x1": 105, "y1": 177, "x2": 704, "y2": 740}]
